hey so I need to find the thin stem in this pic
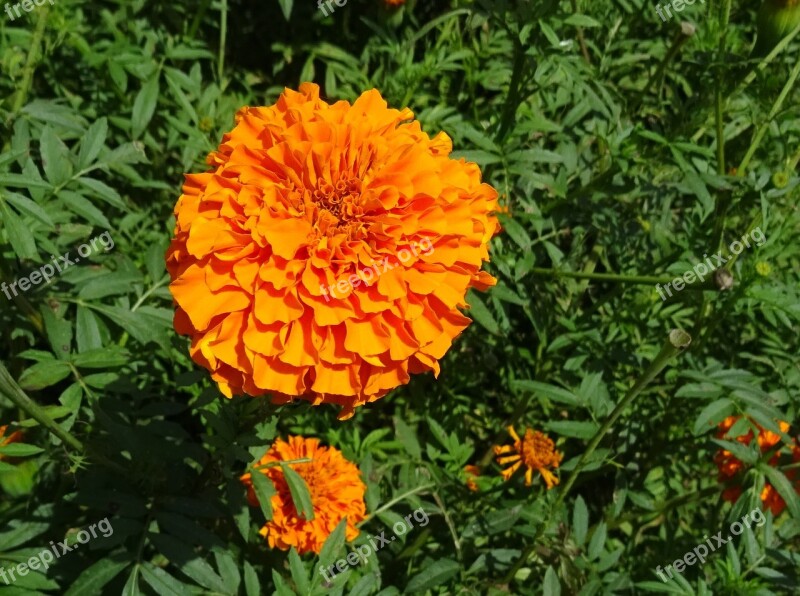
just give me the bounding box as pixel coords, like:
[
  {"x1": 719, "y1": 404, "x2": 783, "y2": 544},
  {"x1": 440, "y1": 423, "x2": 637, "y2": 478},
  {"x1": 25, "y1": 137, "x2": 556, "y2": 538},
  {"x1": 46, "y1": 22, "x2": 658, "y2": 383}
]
[
  {"x1": 361, "y1": 483, "x2": 436, "y2": 524},
  {"x1": 0, "y1": 362, "x2": 83, "y2": 453},
  {"x1": 494, "y1": 37, "x2": 526, "y2": 143},
  {"x1": 217, "y1": 0, "x2": 228, "y2": 83},
  {"x1": 529, "y1": 267, "x2": 716, "y2": 290},
  {"x1": 737, "y1": 55, "x2": 800, "y2": 176},
  {"x1": 9, "y1": 6, "x2": 49, "y2": 116}
]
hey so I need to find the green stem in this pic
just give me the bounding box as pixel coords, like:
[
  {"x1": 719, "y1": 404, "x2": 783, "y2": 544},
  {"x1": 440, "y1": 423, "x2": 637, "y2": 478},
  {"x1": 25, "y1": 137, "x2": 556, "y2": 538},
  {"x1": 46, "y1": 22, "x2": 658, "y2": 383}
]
[
  {"x1": 737, "y1": 54, "x2": 800, "y2": 177},
  {"x1": 530, "y1": 267, "x2": 716, "y2": 291},
  {"x1": 0, "y1": 362, "x2": 83, "y2": 453},
  {"x1": 714, "y1": 0, "x2": 732, "y2": 175},
  {"x1": 503, "y1": 329, "x2": 692, "y2": 583},
  {"x1": 217, "y1": 0, "x2": 228, "y2": 83},
  {"x1": 9, "y1": 6, "x2": 49, "y2": 116},
  {"x1": 361, "y1": 483, "x2": 436, "y2": 524}
]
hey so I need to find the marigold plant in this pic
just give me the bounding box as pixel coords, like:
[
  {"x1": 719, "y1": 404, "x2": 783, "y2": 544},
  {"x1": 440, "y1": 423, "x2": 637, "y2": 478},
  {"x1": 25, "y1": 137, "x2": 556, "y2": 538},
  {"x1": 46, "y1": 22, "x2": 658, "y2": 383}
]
[
  {"x1": 714, "y1": 416, "x2": 800, "y2": 515},
  {"x1": 167, "y1": 83, "x2": 499, "y2": 419},
  {"x1": 240, "y1": 435, "x2": 366, "y2": 554}
]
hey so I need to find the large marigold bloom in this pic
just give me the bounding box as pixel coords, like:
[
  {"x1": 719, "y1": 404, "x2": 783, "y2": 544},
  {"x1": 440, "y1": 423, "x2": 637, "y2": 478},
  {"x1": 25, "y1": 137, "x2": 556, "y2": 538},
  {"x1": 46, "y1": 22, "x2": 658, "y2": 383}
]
[
  {"x1": 714, "y1": 416, "x2": 800, "y2": 515},
  {"x1": 166, "y1": 83, "x2": 499, "y2": 419},
  {"x1": 240, "y1": 435, "x2": 366, "y2": 554},
  {"x1": 0, "y1": 425, "x2": 23, "y2": 461},
  {"x1": 495, "y1": 426, "x2": 563, "y2": 489}
]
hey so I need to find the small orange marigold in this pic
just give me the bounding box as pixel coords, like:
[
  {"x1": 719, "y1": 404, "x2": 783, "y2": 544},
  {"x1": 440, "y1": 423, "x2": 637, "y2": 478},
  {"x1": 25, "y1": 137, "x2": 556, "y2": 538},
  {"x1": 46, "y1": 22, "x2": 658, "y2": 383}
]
[
  {"x1": 240, "y1": 435, "x2": 367, "y2": 554},
  {"x1": 495, "y1": 425, "x2": 563, "y2": 489},
  {"x1": 166, "y1": 83, "x2": 499, "y2": 419},
  {"x1": 714, "y1": 416, "x2": 800, "y2": 516}
]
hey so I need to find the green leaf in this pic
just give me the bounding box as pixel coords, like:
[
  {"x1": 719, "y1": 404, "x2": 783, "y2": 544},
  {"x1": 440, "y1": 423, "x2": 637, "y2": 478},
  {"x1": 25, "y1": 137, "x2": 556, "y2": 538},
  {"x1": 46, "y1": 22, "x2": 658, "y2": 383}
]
[
  {"x1": 545, "y1": 420, "x2": 598, "y2": 439},
  {"x1": 76, "y1": 305, "x2": 104, "y2": 352},
  {"x1": 288, "y1": 548, "x2": 310, "y2": 595},
  {"x1": 692, "y1": 397, "x2": 736, "y2": 436},
  {"x1": 510, "y1": 380, "x2": 581, "y2": 406},
  {"x1": 149, "y1": 533, "x2": 227, "y2": 593},
  {"x1": 466, "y1": 290, "x2": 500, "y2": 335},
  {"x1": 0, "y1": 442, "x2": 45, "y2": 457},
  {"x1": 587, "y1": 522, "x2": 607, "y2": 560},
  {"x1": 78, "y1": 118, "x2": 109, "y2": 168},
  {"x1": 122, "y1": 565, "x2": 141, "y2": 596},
  {"x1": 40, "y1": 126, "x2": 74, "y2": 186},
  {"x1": 404, "y1": 559, "x2": 460, "y2": 593},
  {"x1": 573, "y1": 495, "x2": 588, "y2": 546},
  {"x1": 243, "y1": 561, "x2": 260, "y2": 596},
  {"x1": 318, "y1": 517, "x2": 348, "y2": 570},
  {"x1": 761, "y1": 465, "x2": 800, "y2": 519},
  {"x1": 132, "y1": 74, "x2": 161, "y2": 138},
  {"x1": 282, "y1": 463, "x2": 315, "y2": 521},
  {"x1": 140, "y1": 562, "x2": 193, "y2": 596},
  {"x1": 543, "y1": 566, "x2": 561, "y2": 596},
  {"x1": 60, "y1": 190, "x2": 112, "y2": 228},
  {"x1": 71, "y1": 346, "x2": 129, "y2": 369},
  {"x1": 278, "y1": 0, "x2": 293, "y2": 20},
  {"x1": 394, "y1": 416, "x2": 421, "y2": 460},
  {"x1": 18, "y1": 360, "x2": 72, "y2": 391},
  {"x1": 2, "y1": 201, "x2": 39, "y2": 260},
  {"x1": 249, "y1": 467, "x2": 276, "y2": 521},
  {"x1": 64, "y1": 556, "x2": 130, "y2": 596}
]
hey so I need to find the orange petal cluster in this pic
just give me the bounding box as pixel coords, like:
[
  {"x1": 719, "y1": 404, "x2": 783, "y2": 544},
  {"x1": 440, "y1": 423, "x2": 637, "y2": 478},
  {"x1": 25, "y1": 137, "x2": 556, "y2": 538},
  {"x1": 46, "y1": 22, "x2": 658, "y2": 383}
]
[
  {"x1": 167, "y1": 83, "x2": 499, "y2": 419},
  {"x1": 384, "y1": 0, "x2": 406, "y2": 6},
  {"x1": 714, "y1": 416, "x2": 800, "y2": 515},
  {"x1": 464, "y1": 464, "x2": 480, "y2": 492},
  {"x1": 494, "y1": 426, "x2": 563, "y2": 489},
  {"x1": 240, "y1": 435, "x2": 366, "y2": 555},
  {"x1": 0, "y1": 425, "x2": 23, "y2": 462}
]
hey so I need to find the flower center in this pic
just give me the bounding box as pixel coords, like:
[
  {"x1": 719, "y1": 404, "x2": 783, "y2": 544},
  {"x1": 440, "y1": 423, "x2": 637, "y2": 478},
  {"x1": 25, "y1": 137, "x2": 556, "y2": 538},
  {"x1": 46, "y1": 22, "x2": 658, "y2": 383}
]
[
  {"x1": 520, "y1": 429, "x2": 559, "y2": 470},
  {"x1": 307, "y1": 177, "x2": 367, "y2": 240}
]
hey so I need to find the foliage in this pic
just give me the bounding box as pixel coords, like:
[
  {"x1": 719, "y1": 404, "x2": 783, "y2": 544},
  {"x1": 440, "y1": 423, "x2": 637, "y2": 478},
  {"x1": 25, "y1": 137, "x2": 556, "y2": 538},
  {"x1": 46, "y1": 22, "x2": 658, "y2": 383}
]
[{"x1": 1, "y1": 0, "x2": 799, "y2": 594}]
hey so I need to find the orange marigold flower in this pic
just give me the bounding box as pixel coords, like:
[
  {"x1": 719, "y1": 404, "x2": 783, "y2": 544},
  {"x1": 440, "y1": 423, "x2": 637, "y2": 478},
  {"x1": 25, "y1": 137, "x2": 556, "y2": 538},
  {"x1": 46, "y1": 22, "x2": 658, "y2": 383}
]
[
  {"x1": 464, "y1": 464, "x2": 480, "y2": 492},
  {"x1": 494, "y1": 426, "x2": 563, "y2": 489},
  {"x1": 0, "y1": 425, "x2": 23, "y2": 461},
  {"x1": 166, "y1": 83, "x2": 499, "y2": 419},
  {"x1": 240, "y1": 435, "x2": 366, "y2": 554},
  {"x1": 714, "y1": 416, "x2": 800, "y2": 516},
  {"x1": 385, "y1": 0, "x2": 405, "y2": 6}
]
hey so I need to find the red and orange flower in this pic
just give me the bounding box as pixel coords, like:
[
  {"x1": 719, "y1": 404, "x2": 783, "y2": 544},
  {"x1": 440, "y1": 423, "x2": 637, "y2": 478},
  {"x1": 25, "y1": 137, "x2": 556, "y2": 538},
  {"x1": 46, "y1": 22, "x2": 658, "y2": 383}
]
[
  {"x1": 714, "y1": 416, "x2": 800, "y2": 515},
  {"x1": 167, "y1": 83, "x2": 499, "y2": 419},
  {"x1": 240, "y1": 435, "x2": 366, "y2": 554}
]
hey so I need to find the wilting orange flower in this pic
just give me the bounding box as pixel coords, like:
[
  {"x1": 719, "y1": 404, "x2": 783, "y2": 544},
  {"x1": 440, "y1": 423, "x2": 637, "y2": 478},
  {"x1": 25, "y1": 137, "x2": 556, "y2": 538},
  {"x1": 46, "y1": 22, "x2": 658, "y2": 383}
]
[
  {"x1": 0, "y1": 425, "x2": 23, "y2": 461},
  {"x1": 167, "y1": 83, "x2": 499, "y2": 419},
  {"x1": 714, "y1": 416, "x2": 800, "y2": 515},
  {"x1": 240, "y1": 435, "x2": 366, "y2": 554},
  {"x1": 495, "y1": 426, "x2": 563, "y2": 489},
  {"x1": 464, "y1": 464, "x2": 480, "y2": 492}
]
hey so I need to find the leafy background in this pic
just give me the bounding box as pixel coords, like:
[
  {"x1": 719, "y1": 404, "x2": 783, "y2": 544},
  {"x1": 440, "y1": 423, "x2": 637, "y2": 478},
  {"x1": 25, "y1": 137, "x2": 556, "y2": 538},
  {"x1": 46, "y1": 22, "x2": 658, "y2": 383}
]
[{"x1": 1, "y1": 0, "x2": 799, "y2": 594}]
